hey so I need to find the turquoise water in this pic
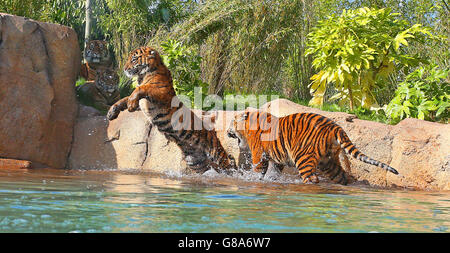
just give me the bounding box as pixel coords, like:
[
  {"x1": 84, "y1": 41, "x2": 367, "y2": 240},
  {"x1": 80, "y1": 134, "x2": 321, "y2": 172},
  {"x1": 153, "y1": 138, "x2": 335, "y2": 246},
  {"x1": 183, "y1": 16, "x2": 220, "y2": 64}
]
[{"x1": 0, "y1": 168, "x2": 449, "y2": 233}]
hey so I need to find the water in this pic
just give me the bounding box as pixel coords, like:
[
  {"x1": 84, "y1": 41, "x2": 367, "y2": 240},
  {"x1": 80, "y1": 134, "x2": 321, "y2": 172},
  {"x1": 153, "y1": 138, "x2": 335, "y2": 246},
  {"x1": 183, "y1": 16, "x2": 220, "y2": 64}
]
[{"x1": 0, "y1": 168, "x2": 449, "y2": 233}]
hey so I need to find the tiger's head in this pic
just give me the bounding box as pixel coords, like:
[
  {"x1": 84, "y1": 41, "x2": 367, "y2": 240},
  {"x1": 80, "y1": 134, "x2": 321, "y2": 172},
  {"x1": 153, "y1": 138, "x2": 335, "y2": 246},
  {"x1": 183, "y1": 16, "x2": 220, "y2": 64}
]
[
  {"x1": 95, "y1": 68, "x2": 119, "y2": 98},
  {"x1": 84, "y1": 40, "x2": 111, "y2": 66},
  {"x1": 227, "y1": 111, "x2": 251, "y2": 150},
  {"x1": 123, "y1": 46, "x2": 164, "y2": 84}
]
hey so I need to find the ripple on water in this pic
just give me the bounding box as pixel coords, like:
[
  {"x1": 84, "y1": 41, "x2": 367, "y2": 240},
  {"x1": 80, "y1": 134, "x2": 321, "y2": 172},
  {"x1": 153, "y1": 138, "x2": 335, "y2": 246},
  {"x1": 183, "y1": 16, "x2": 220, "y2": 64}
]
[
  {"x1": 0, "y1": 169, "x2": 450, "y2": 233},
  {"x1": 204, "y1": 194, "x2": 260, "y2": 200}
]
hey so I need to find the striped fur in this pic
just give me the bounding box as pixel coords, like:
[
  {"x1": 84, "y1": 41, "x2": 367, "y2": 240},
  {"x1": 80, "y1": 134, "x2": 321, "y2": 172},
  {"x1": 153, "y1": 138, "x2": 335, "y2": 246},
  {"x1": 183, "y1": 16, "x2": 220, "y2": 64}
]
[
  {"x1": 227, "y1": 110, "x2": 398, "y2": 185},
  {"x1": 76, "y1": 68, "x2": 120, "y2": 113},
  {"x1": 80, "y1": 40, "x2": 113, "y2": 81},
  {"x1": 107, "y1": 47, "x2": 236, "y2": 173}
]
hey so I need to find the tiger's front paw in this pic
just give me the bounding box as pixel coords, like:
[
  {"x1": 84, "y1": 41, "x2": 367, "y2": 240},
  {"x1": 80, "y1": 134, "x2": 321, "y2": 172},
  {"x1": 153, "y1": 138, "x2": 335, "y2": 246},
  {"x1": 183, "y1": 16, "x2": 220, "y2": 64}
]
[
  {"x1": 107, "y1": 105, "x2": 121, "y2": 121},
  {"x1": 127, "y1": 97, "x2": 140, "y2": 112}
]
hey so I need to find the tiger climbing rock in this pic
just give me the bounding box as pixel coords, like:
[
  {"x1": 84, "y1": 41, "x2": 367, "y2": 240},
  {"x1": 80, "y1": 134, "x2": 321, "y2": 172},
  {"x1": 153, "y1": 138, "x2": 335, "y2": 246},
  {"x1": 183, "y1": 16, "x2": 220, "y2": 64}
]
[
  {"x1": 227, "y1": 110, "x2": 399, "y2": 185},
  {"x1": 106, "y1": 46, "x2": 236, "y2": 174}
]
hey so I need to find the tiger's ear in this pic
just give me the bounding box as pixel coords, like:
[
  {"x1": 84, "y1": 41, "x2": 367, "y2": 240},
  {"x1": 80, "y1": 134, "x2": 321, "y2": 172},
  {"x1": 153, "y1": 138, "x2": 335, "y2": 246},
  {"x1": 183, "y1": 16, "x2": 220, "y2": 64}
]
[{"x1": 148, "y1": 50, "x2": 157, "y2": 60}]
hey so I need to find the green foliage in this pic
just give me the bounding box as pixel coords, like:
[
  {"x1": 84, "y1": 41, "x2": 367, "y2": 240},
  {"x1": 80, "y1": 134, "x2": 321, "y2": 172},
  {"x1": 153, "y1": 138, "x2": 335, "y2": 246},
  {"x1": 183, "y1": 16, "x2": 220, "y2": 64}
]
[
  {"x1": 98, "y1": 0, "x2": 195, "y2": 69},
  {"x1": 2, "y1": 0, "x2": 449, "y2": 125},
  {"x1": 160, "y1": 39, "x2": 208, "y2": 107},
  {"x1": 305, "y1": 7, "x2": 432, "y2": 110},
  {"x1": 75, "y1": 77, "x2": 86, "y2": 87},
  {"x1": 118, "y1": 73, "x2": 135, "y2": 98},
  {"x1": 157, "y1": 0, "x2": 318, "y2": 98},
  {"x1": 386, "y1": 65, "x2": 449, "y2": 123},
  {"x1": 0, "y1": 0, "x2": 45, "y2": 20}
]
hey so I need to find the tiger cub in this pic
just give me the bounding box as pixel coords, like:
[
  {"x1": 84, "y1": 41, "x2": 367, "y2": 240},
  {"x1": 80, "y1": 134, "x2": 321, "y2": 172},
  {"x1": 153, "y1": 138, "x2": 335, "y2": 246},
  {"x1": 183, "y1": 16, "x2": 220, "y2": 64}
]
[
  {"x1": 76, "y1": 68, "x2": 120, "y2": 113},
  {"x1": 227, "y1": 110, "x2": 398, "y2": 185},
  {"x1": 106, "y1": 47, "x2": 236, "y2": 174},
  {"x1": 79, "y1": 40, "x2": 113, "y2": 81}
]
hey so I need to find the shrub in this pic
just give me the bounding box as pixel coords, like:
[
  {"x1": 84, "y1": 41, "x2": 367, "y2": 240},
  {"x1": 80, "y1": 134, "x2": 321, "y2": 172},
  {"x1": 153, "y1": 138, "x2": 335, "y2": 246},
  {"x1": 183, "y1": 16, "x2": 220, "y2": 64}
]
[
  {"x1": 305, "y1": 7, "x2": 431, "y2": 110},
  {"x1": 160, "y1": 39, "x2": 208, "y2": 107},
  {"x1": 385, "y1": 65, "x2": 449, "y2": 123}
]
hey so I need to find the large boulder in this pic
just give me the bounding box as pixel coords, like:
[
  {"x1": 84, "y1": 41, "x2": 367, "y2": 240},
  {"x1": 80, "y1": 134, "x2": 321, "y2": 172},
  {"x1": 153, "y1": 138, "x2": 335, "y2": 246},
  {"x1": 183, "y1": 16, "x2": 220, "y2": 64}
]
[
  {"x1": 68, "y1": 100, "x2": 185, "y2": 173},
  {"x1": 0, "y1": 13, "x2": 80, "y2": 168},
  {"x1": 389, "y1": 118, "x2": 450, "y2": 190}
]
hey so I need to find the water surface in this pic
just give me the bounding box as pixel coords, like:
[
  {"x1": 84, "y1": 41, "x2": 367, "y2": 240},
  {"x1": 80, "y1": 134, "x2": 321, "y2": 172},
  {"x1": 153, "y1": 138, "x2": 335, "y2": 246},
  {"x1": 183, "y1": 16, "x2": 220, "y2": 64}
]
[{"x1": 0, "y1": 168, "x2": 448, "y2": 233}]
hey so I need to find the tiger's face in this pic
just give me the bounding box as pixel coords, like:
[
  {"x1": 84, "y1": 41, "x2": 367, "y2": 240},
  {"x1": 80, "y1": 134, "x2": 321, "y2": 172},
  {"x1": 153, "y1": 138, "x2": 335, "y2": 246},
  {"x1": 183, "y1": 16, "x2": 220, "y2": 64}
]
[
  {"x1": 123, "y1": 47, "x2": 162, "y2": 82},
  {"x1": 95, "y1": 68, "x2": 119, "y2": 98},
  {"x1": 84, "y1": 40, "x2": 111, "y2": 65},
  {"x1": 227, "y1": 111, "x2": 250, "y2": 150}
]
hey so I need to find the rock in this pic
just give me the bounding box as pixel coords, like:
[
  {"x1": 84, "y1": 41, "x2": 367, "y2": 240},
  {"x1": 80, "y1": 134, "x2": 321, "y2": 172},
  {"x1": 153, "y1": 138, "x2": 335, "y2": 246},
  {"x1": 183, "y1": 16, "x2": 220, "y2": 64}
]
[
  {"x1": 0, "y1": 158, "x2": 32, "y2": 169},
  {"x1": 0, "y1": 13, "x2": 80, "y2": 168},
  {"x1": 78, "y1": 104, "x2": 102, "y2": 118},
  {"x1": 68, "y1": 99, "x2": 185, "y2": 173},
  {"x1": 389, "y1": 118, "x2": 450, "y2": 190},
  {"x1": 67, "y1": 115, "x2": 117, "y2": 170}
]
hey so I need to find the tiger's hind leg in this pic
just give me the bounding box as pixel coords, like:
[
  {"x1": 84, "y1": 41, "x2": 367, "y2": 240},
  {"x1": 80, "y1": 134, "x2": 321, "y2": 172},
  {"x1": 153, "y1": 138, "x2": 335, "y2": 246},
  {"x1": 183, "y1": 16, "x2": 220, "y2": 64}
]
[
  {"x1": 319, "y1": 150, "x2": 353, "y2": 185},
  {"x1": 294, "y1": 153, "x2": 320, "y2": 184}
]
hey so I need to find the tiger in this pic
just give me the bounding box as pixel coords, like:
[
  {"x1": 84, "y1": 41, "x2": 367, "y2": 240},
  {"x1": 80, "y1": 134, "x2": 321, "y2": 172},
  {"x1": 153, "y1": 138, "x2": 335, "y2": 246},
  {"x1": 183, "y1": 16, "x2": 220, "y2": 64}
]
[
  {"x1": 79, "y1": 40, "x2": 113, "y2": 81},
  {"x1": 227, "y1": 110, "x2": 399, "y2": 185},
  {"x1": 76, "y1": 68, "x2": 120, "y2": 113},
  {"x1": 106, "y1": 46, "x2": 236, "y2": 174}
]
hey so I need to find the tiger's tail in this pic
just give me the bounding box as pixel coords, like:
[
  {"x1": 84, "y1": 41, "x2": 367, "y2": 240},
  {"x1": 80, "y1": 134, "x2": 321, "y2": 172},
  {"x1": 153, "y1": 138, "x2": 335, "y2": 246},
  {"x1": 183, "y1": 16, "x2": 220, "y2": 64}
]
[{"x1": 336, "y1": 128, "x2": 398, "y2": 175}]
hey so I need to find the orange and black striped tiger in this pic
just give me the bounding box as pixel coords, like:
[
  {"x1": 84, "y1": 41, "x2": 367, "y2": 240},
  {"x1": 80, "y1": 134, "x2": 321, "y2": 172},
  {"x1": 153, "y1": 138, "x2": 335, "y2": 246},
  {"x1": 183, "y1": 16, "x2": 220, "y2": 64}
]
[
  {"x1": 107, "y1": 46, "x2": 236, "y2": 173},
  {"x1": 227, "y1": 110, "x2": 398, "y2": 184},
  {"x1": 79, "y1": 40, "x2": 113, "y2": 81},
  {"x1": 76, "y1": 68, "x2": 120, "y2": 113}
]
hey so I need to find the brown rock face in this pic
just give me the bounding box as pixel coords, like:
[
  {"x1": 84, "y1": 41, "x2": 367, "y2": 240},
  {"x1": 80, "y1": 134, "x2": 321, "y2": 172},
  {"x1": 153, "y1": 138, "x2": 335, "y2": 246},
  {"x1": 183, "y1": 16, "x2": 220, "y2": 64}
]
[
  {"x1": 0, "y1": 13, "x2": 80, "y2": 168},
  {"x1": 68, "y1": 100, "x2": 185, "y2": 173},
  {"x1": 389, "y1": 119, "x2": 450, "y2": 190}
]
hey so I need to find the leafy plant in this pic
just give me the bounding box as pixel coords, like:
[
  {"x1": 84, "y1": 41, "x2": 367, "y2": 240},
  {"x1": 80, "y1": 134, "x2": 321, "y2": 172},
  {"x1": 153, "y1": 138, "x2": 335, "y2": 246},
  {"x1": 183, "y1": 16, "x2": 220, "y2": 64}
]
[
  {"x1": 305, "y1": 7, "x2": 432, "y2": 110},
  {"x1": 160, "y1": 39, "x2": 208, "y2": 107},
  {"x1": 385, "y1": 65, "x2": 449, "y2": 123}
]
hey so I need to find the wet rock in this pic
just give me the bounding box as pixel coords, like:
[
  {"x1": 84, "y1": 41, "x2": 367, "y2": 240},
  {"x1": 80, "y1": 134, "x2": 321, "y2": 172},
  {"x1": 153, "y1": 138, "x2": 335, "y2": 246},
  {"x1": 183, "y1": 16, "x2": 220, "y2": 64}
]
[
  {"x1": 67, "y1": 115, "x2": 117, "y2": 170},
  {"x1": 68, "y1": 100, "x2": 185, "y2": 172},
  {"x1": 0, "y1": 158, "x2": 32, "y2": 169},
  {"x1": 0, "y1": 13, "x2": 80, "y2": 168}
]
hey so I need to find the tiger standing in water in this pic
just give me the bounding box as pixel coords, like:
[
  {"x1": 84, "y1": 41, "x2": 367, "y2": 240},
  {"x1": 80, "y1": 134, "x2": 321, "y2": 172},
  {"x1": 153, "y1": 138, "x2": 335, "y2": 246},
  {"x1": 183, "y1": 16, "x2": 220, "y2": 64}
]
[
  {"x1": 107, "y1": 47, "x2": 236, "y2": 174},
  {"x1": 227, "y1": 110, "x2": 399, "y2": 185}
]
